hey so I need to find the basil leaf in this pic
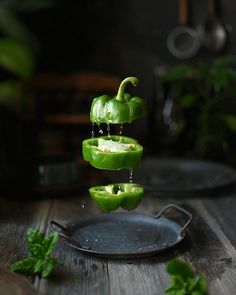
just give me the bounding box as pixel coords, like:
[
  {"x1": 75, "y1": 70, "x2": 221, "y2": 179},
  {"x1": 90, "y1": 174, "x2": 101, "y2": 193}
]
[
  {"x1": 165, "y1": 260, "x2": 207, "y2": 295},
  {"x1": 194, "y1": 276, "x2": 207, "y2": 293},
  {"x1": 42, "y1": 232, "x2": 59, "y2": 257},
  {"x1": 167, "y1": 260, "x2": 195, "y2": 280},
  {"x1": 42, "y1": 259, "x2": 58, "y2": 279},
  {"x1": 11, "y1": 228, "x2": 59, "y2": 279},
  {"x1": 27, "y1": 228, "x2": 44, "y2": 246},
  {"x1": 11, "y1": 256, "x2": 37, "y2": 273},
  {"x1": 33, "y1": 258, "x2": 47, "y2": 274},
  {"x1": 191, "y1": 291, "x2": 204, "y2": 295}
]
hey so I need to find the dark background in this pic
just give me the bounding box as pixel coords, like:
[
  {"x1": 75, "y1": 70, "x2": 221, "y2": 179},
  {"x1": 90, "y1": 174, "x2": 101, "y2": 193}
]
[
  {"x1": 19, "y1": 0, "x2": 236, "y2": 141},
  {"x1": 21, "y1": 0, "x2": 235, "y2": 97},
  {"x1": 0, "y1": 0, "x2": 235, "y2": 193}
]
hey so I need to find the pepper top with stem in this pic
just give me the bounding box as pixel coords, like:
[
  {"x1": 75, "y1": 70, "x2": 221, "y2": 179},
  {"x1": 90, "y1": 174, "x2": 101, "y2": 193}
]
[{"x1": 90, "y1": 76, "x2": 146, "y2": 124}]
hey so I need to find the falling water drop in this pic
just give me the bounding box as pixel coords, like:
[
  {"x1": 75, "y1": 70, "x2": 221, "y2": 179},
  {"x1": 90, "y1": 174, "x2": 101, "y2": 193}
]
[
  {"x1": 98, "y1": 126, "x2": 103, "y2": 135},
  {"x1": 129, "y1": 169, "x2": 134, "y2": 183},
  {"x1": 119, "y1": 124, "x2": 123, "y2": 135},
  {"x1": 107, "y1": 123, "x2": 111, "y2": 137},
  {"x1": 91, "y1": 123, "x2": 95, "y2": 138},
  {"x1": 80, "y1": 200, "x2": 86, "y2": 208}
]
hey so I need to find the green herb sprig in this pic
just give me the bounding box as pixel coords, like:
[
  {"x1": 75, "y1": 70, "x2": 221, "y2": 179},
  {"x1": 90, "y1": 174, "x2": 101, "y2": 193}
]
[
  {"x1": 11, "y1": 228, "x2": 60, "y2": 279},
  {"x1": 165, "y1": 259, "x2": 207, "y2": 295}
]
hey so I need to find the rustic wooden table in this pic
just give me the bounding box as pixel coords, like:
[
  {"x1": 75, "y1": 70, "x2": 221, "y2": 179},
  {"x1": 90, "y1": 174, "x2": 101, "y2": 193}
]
[{"x1": 0, "y1": 185, "x2": 236, "y2": 295}]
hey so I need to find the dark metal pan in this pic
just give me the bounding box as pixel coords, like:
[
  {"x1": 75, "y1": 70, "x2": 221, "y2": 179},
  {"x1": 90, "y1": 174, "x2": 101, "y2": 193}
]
[
  {"x1": 50, "y1": 204, "x2": 192, "y2": 259},
  {"x1": 167, "y1": 0, "x2": 200, "y2": 59},
  {"x1": 198, "y1": 0, "x2": 227, "y2": 52}
]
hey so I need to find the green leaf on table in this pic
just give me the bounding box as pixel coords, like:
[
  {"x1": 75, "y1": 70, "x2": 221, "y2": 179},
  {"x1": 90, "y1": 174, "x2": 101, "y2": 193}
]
[
  {"x1": 27, "y1": 228, "x2": 44, "y2": 257},
  {"x1": 11, "y1": 228, "x2": 59, "y2": 279},
  {"x1": 165, "y1": 260, "x2": 207, "y2": 295},
  {"x1": 42, "y1": 258, "x2": 58, "y2": 278},
  {"x1": 42, "y1": 232, "x2": 59, "y2": 257},
  {"x1": 11, "y1": 256, "x2": 37, "y2": 273},
  {"x1": 0, "y1": 38, "x2": 35, "y2": 77},
  {"x1": 165, "y1": 275, "x2": 185, "y2": 294},
  {"x1": 167, "y1": 259, "x2": 195, "y2": 280},
  {"x1": 33, "y1": 258, "x2": 47, "y2": 274},
  {"x1": 194, "y1": 276, "x2": 207, "y2": 293},
  {"x1": 191, "y1": 291, "x2": 205, "y2": 295}
]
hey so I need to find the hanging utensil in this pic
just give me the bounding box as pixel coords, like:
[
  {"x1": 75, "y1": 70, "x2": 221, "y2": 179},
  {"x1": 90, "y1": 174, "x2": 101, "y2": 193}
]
[
  {"x1": 198, "y1": 0, "x2": 227, "y2": 52},
  {"x1": 167, "y1": 0, "x2": 200, "y2": 59}
]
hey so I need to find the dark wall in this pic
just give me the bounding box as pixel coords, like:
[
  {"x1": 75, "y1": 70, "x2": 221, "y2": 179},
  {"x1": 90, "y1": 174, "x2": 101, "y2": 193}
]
[
  {"x1": 21, "y1": 0, "x2": 236, "y2": 142},
  {"x1": 23, "y1": 0, "x2": 236, "y2": 95}
]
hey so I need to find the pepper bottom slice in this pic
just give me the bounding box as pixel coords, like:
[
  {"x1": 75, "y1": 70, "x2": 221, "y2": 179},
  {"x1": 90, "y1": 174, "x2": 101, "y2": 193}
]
[{"x1": 89, "y1": 183, "x2": 143, "y2": 212}]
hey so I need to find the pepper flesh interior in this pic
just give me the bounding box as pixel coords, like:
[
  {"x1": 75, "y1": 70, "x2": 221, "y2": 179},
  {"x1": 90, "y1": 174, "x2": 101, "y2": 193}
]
[
  {"x1": 100, "y1": 184, "x2": 140, "y2": 195},
  {"x1": 97, "y1": 138, "x2": 135, "y2": 153}
]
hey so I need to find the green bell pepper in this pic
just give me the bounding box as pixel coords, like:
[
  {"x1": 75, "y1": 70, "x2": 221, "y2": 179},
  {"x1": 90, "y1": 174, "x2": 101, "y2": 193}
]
[
  {"x1": 90, "y1": 76, "x2": 146, "y2": 124},
  {"x1": 82, "y1": 135, "x2": 143, "y2": 170},
  {"x1": 89, "y1": 183, "x2": 143, "y2": 212}
]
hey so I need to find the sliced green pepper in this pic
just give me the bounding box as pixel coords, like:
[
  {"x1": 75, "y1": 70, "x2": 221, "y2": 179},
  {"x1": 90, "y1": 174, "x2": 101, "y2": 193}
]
[
  {"x1": 90, "y1": 76, "x2": 146, "y2": 124},
  {"x1": 89, "y1": 183, "x2": 143, "y2": 212},
  {"x1": 82, "y1": 135, "x2": 143, "y2": 170}
]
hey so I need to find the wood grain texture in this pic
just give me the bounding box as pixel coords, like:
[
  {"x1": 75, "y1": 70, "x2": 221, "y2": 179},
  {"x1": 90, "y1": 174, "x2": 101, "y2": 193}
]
[
  {"x1": 34, "y1": 196, "x2": 110, "y2": 295},
  {"x1": 1, "y1": 187, "x2": 236, "y2": 295}
]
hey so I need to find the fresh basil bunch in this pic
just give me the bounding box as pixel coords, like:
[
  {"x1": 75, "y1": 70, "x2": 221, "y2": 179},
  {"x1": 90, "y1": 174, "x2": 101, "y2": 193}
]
[
  {"x1": 11, "y1": 228, "x2": 60, "y2": 279},
  {"x1": 165, "y1": 259, "x2": 207, "y2": 295}
]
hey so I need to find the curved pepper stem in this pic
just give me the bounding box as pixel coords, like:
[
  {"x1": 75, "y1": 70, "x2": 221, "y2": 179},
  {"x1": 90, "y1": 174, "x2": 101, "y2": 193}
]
[{"x1": 116, "y1": 77, "x2": 139, "y2": 102}]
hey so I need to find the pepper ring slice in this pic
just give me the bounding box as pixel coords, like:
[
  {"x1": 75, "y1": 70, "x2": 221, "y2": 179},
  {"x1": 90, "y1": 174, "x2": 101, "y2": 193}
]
[{"x1": 82, "y1": 135, "x2": 143, "y2": 170}]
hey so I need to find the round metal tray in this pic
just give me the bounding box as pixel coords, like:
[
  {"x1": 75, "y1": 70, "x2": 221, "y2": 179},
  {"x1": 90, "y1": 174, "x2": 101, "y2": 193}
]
[
  {"x1": 105, "y1": 158, "x2": 236, "y2": 196},
  {"x1": 50, "y1": 204, "x2": 192, "y2": 259}
]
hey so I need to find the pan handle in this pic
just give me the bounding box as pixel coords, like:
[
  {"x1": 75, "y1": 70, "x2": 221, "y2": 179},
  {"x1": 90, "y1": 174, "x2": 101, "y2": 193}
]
[
  {"x1": 179, "y1": 0, "x2": 189, "y2": 25},
  {"x1": 50, "y1": 220, "x2": 90, "y2": 250},
  {"x1": 155, "y1": 204, "x2": 192, "y2": 235},
  {"x1": 208, "y1": 0, "x2": 216, "y2": 15},
  {"x1": 50, "y1": 220, "x2": 67, "y2": 232}
]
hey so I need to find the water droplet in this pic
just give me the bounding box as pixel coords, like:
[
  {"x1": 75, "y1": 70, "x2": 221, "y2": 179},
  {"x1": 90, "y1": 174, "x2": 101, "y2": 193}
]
[
  {"x1": 94, "y1": 239, "x2": 98, "y2": 242},
  {"x1": 162, "y1": 243, "x2": 167, "y2": 247},
  {"x1": 91, "y1": 123, "x2": 95, "y2": 138},
  {"x1": 85, "y1": 238, "x2": 89, "y2": 242},
  {"x1": 80, "y1": 200, "x2": 86, "y2": 208},
  {"x1": 107, "y1": 123, "x2": 111, "y2": 137},
  {"x1": 119, "y1": 124, "x2": 123, "y2": 135},
  {"x1": 129, "y1": 169, "x2": 134, "y2": 183}
]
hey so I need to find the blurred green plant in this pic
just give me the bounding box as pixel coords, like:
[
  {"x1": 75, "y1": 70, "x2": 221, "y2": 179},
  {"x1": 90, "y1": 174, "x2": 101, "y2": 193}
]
[
  {"x1": 162, "y1": 56, "x2": 236, "y2": 159},
  {"x1": 0, "y1": 0, "x2": 57, "y2": 113}
]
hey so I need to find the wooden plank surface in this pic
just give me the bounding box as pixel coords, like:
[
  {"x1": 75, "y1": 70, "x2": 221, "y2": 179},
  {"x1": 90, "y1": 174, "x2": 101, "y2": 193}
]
[{"x1": 0, "y1": 188, "x2": 236, "y2": 295}]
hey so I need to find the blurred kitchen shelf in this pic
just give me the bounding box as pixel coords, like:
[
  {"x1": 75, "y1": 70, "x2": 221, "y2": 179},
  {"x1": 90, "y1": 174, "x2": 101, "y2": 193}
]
[
  {"x1": 45, "y1": 113, "x2": 90, "y2": 125},
  {"x1": 25, "y1": 71, "x2": 121, "y2": 160}
]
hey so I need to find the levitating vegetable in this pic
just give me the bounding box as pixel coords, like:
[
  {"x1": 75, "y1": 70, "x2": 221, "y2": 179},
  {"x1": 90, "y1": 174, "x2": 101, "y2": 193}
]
[
  {"x1": 82, "y1": 135, "x2": 143, "y2": 170},
  {"x1": 11, "y1": 228, "x2": 59, "y2": 279},
  {"x1": 89, "y1": 183, "x2": 143, "y2": 212},
  {"x1": 90, "y1": 76, "x2": 146, "y2": 124}
]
